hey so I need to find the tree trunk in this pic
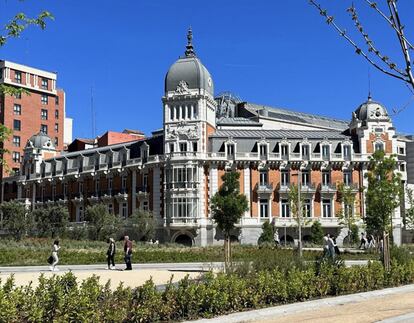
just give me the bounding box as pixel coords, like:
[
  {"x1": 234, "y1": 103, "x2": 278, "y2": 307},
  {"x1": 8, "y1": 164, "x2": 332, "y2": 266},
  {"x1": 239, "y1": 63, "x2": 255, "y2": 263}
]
[{"x1": 383, "y1": 231, "x2": 390, "y2": 271}]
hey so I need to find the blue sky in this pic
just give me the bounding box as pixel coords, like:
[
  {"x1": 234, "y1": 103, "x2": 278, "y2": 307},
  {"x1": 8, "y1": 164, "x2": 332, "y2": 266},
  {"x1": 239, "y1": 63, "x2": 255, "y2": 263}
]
[{"x1": 1, "y1": 0, "x2": 413, "y2": 138}]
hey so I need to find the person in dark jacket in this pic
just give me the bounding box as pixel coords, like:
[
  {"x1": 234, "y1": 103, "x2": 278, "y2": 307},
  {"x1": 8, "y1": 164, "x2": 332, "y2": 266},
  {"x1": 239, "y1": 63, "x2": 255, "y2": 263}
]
[
  {"x1": 107, "y1": 238, "x2": 116, "y2": 270},
  {"x1": 124, "y1": 235, "x2": 133, "y2": 270}
]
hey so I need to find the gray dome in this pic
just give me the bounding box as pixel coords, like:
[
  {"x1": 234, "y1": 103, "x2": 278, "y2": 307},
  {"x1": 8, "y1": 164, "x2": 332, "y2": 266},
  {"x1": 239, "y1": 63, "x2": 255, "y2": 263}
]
[
  {"x1": 164, "y1": 29, "x2": 214, "y2": 96},
  {"x1": 354, "y1": 97, "x2": 389, "y2": 122},
  {"x1": 26, "y1": 133, "x2": 55, "y2": 150}
]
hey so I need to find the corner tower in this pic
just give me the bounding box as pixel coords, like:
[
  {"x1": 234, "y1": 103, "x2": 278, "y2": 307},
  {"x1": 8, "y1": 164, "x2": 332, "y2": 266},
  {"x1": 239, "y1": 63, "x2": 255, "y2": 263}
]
[{"x1": 162, "y1": 29, "x2": 217, "y2": 246}]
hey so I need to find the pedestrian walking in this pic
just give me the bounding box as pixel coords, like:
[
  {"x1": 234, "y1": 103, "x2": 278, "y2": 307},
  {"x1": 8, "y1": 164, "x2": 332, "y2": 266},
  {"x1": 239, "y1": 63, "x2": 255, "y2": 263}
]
[
  {"x1": 333, "y1": 236, "x2": 341, "y2": 256},
  {"x1": 323, "y1": 233, "x2": 330, "y2": 257},
  {"x1": 368, "y1": 234, "x2": 376, "y2": 249},
  {"x1": 273, "y1": 228, "x2": 280, "y2": 247},
  {"x1": 107, "y1": 238, "x2": 116, "y2": 270},
  {"x1": 50, "y1": 240, "x2": 60, "y2": 271},
  {"x1": 327, "y1": 234, "x2": 336, "y2": 260},
  {"x1": 359, "y1": 232, "x2": 367, "y2": 249},
  {"x1": 124, "y1": 235, "x2": 133, "y2": 270}
]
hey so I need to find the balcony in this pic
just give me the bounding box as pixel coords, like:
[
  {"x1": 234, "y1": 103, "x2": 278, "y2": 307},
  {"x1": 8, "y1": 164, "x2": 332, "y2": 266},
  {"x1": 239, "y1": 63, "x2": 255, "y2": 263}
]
[
  {"x1": 300, "y1": 183, "x2": 317, "y2": 193},
  {"x1": 290, "y1": 153, "x2": 301, "y2": 161},
  {"x1": 136, "y1": 186, "x2": 149, "y2": 199},
  {"x1": 268, "y1": 153, "x2": 280, "y2": 160},
  {"x1": 126, "y1": 157, "x2": 142, "y2": 167},
  {"x1": 207, "y1": 152, "x2": 226, "y2": 160},
  {"x1": 112, "y1": 161, "x2": 122, "y2": 169},
  {"x1": 278, "y1": 183, "x2": 290, "y2": 194},
  {"x1": 67, "y1": 167, "x2": 79, "y2": 175},
  {"x1": 113, "y1": 188, "x2": 128, "y2": 201},
  {"x1": 255, "y1": 183, "x2": 274, "y2": 195},
  {"x1": 169, "y1": 217, "x2": 197, "y2": 225},
  {"x1": 82, "y1": 165, "x2": 95, "y2": 173},
  {"x1": 331, "y1": 153, "x2": 343, "y2": 161},
  {"x1": 320, "y1": 183, "x2": 337, "y2": 193}
]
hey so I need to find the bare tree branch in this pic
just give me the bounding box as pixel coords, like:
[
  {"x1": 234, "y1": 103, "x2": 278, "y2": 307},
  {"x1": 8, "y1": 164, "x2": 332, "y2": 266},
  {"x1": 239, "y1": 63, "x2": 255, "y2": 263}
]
[
  {"x1": 308, "y1": 0, "x2": 407, "y2": 83},
  {"x1": 363, "y1": 0, "x2": 414, "y2": 50}
]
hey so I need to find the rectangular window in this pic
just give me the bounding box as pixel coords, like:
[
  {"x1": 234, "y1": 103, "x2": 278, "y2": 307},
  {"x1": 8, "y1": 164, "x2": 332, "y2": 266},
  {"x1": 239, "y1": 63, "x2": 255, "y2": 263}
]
[
  {"x1": 40, "y1": 124, "x2": 48, "y2": 135},
  {"x1": 170, "y1": 106, "x2": 174, "y2": 120},
  {"x1": 400, "y1": 164, "x2": 406, "y2": 172},
  {"x1": 259, "y1": 170, "x2": 268, "y2": 186},
  {"x1": 14, "y1": 71, "x2": 21, "y2": 84},
  {"x1": 143, "y1": 200, "x2": 149, "y2": 212},
  {"x1": 54, "y1": 137, "x2": 59, "y2": 146},
  {"x1": 12, "y1": 168, "x2": 20, "y2": 176},
  {"x1": 193, "y1": 105, "x2": 198, "y2": 118},
  {"x1": 281, "y1": 199, "x2": 290, "y2": 217},
  {"x1": 79, "y1": 182, "x2": 83, "y2": 194},
  {"x1": 41, "y1": 94, "x2": 48, "y2": 105},
  {"x1": 63, "y1": 183, "x2": 67, "y2": 197},
  {"x1": 55, "y1": 109, "x2": 59, "y2": 119},
  {"x1": 13, "y1": 119, "x2": 21, "y2": 131},
  {"x1": 13, "y1": 136, "x2": 20, "y2": 147},
  {"x1": 260, "y1": 199, "x2": 269, "y2": 218},
  {"x1": 322, "y1": 199, "x2": 332, "y2": 218},
  {"x1": 322, "y1": 171, "x2": 331, "y2": 186},
  {"x1": 304, "y1": 199, "x2": 312, "y2": 217},
  {"x1": 302, "y1": 144, "x2": 310, "y2": 160},
  {"x1": 41, "y1": 78, "x2": 48, "y2": 90},
  {"x1": 343, "y1": 171, "x2": 352, "y2": 186},
  {"x1": 259, "y1": 144, "x2": 267, "y2": 157},
  {"x1": 55, "y1": 96, "x2": 59, "y2": 105},
  {"x1": 343, "y1": 145, "x2": 351, "y2": 160},
  {"x1": 179, "y1": 142, "x2": 187, "y2": 152},
  {"x1": 108, "y1": 178, "x2": 113, "y2": 192},
  {"x1": 55, "y1": 123, "x2": 59, "y2": 132},
  {"x1": 108, "y1": 203, "x2": 114, "y2": 214},
  {"x1": 41, "y1": 109, "x2": 48, "y2": 120},
  {"x1": 301, "y1": 171, "x2": 310, "y2": 186},
  {"x1": 169, "y1": 143, "x2": 174, "y2": 153},
  {"x1": 122, "y1": 176, "x2": 127, "y2": 190},
  {"x1": 192, "y1": 142, "x2": 198, "y2": 152},
  {"x1": 12, "y1": 151, "x2": 20, "y2": 163},
  {"x1": 122, "y1": 202, "x2": 128, "y2": 218},
  {"x1": 14, "y1": 92, "x2": 21, "y2": 99},
  {"x1": 227, "y1": 144, "x2": 235, "y2": 156},
  {"x1": 322, "y1": 145, "x2": 330, "y2": 160},
  {"x1": 13, "y1": 104, "x2": 21, "y2": 115},
  {"x1": 281, "y1": 170, "x2": 290, "y2": 186},
  {"x1": 375, "y1": 142, "x2": 384, "y2": 152},
  {"x1": 77, "y1": 206, "x2": 84, "y2": 222},
  {"x1": 398, "y1": 147, "x2": 405, "y2": 155},
  {"x1": 281, "y1": 145, "x2": 289, "y2": 160},
  {"x1": 143, "y1": 174, "x2": 148, "y2": 190}
]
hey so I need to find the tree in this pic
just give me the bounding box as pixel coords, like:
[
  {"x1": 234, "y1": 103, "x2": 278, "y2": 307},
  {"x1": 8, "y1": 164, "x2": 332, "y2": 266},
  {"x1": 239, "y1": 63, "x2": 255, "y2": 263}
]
[
  {"x1": 0, "y1": 4, "x2": 53, "y2": 169},
  {"x1": 85, "y1": 204, "x2": 121, "y2": 240},
  {"x1": 288, "y1": 183, "x2": 307, "y2": 257},
  {"x1": 309, "y1": 0, "x2": 414, "y2": 110},
  {"x1": 211, "y1": 171, "x2": 248, "y2": 267},
  {"x1": 258, "y1": 221, "x2": 275, "y2": 245},
  {"x1": 337, "y1": 183, "x2": 358, "y2": 245},
  {"x1": 0, "y1": 200, "x2": 32, "y2": 240},
  {"x1": 125, "y1": 210, "x2": 156, "y2": 242},
  {"x1": 365, "y1": 150, "x2": 402, "y2": 269},
  {"x1": 310, "y1": 221, "x2": 324, "y2": 245},
  {"x1": 404, "y1": 188, "x2": 414, "y2": 230},
  {"x1": 32, "y1": 205, "x2": 68, "y2": 238}
]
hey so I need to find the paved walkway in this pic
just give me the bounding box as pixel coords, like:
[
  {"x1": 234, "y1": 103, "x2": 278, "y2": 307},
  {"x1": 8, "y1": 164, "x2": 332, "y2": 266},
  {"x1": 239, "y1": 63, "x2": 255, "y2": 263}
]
[{"x1": 192, "y1": 284, "x2": 414, "y2": 323}]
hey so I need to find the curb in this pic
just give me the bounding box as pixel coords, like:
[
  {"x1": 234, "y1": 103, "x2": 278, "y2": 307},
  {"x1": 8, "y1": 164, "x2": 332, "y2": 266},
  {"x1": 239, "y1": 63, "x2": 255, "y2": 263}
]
[{"x1": 190, "y1": 284, "x2": 414, "y2": 323}]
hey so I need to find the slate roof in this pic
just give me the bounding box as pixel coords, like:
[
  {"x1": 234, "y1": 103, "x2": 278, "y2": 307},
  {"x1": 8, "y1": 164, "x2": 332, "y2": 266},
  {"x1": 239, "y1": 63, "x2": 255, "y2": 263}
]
[
  {"x1": 243, "y1": 103, "x2": 349, "y2": 131},
  {"x1": 217, "y1": 117, "x2": 262, "y2": 126},
  {"x1": 210, "y1": 129, "x2": 349, "y2": 140}
]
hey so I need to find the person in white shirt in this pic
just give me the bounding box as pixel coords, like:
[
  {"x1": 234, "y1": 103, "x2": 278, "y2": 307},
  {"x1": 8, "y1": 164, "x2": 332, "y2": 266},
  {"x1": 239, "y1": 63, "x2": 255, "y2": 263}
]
[{"x1": 50, "y1": 240, "x2": 60, "y2": 271}]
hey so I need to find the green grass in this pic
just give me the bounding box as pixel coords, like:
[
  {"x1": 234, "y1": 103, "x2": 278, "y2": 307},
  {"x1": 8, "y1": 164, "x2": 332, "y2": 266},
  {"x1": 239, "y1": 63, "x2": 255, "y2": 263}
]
[{"x1": 0, "y1": 238, "x2": 378, "y2": 266}]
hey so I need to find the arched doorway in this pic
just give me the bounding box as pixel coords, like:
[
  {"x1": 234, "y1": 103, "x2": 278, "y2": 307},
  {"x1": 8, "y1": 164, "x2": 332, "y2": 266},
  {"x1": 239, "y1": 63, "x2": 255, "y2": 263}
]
[{"x1": 174, "y1": 234, "x2": 193, "y2": 247}]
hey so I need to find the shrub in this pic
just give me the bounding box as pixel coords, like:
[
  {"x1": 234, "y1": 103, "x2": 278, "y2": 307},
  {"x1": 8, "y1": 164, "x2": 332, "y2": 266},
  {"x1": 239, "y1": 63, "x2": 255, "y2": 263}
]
[
  {"x1": 258, "y1": 221, "x2": 275, "y2": 245},
  {"x1": 310, "y1": 221, "x2": 324, "y2": 245}
]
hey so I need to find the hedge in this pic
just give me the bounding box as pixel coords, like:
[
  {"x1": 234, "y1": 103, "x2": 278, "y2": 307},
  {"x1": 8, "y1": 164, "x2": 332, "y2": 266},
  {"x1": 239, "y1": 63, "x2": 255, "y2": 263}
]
[{"x1": 1, "y1": 260, "x2": 414, "y2": 322}]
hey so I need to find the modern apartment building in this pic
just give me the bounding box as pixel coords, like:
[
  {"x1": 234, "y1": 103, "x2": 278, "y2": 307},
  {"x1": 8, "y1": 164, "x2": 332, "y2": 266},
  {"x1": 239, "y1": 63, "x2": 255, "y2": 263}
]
[
  {"x1": 1, "y1": 30, "x2": 413, "y2": 246},
  {"x1": 0, "y1": 60, "x2": 72, "y2": 177}
]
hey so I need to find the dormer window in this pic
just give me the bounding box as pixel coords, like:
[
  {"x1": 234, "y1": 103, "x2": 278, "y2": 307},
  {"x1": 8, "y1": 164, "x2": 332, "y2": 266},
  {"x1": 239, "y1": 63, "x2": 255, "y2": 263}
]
[
  {"x1": 374, "y1": 142, "x2": 384, "y2": 152},
  {"x1": 322, "y1": 145, "x2": 330, "y2": 160},
  {"x1": 227, "y1": 143, "x2": 235, "y2": 158},
  {"x1": 259, "y1": 144, "x2": 267, "y2": 159},
  {"x1": 281, "y1": 144, "x2": 289, "y2": 160},
  {"x1": 343, "y1": 145, "x2": 351, "y2": 160},
  {"x1": 301, "y1": 144, "x2": 310, "y2": 160}
]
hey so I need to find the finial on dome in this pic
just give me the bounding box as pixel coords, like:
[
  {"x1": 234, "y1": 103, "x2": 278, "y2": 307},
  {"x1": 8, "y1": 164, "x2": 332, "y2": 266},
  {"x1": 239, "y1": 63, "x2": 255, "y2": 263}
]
[{"x1": 185, "y1": 27, "x2": 196, "y2": 57}]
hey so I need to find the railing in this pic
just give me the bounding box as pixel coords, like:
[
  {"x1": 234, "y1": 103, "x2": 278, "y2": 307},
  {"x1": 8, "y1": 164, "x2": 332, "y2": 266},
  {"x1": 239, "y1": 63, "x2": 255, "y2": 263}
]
[
  {"x1": 311, "y1": 153, "x2": 321, "y2": 159},
  {"x1": 256, "y1": 183, "x2": 274, "y2": 194},
  {"x1": 207, "y1": 152, "x2": 226, "y2": 159},
  {"x1": 67, "y1": 167, "x2": 78, "y2": 175},
  {"x1": 301, "y1": 183, "x2": 317, "y2": 191},
  {"x1": 290, "y1": 153, "x2": 301, "y2": 159},
  {"x1": 170, "y1": 217, "x2": 197, "y2": 224},
  {"x1": 269, "y1": 153, "x2": 280, "y2": 159},
  {"x1": 126, "y1": 158, "x2": 142, "y2": 166},
  {"x1": 83, "y1": 165, "x2": 95, "y2": 172},
  {"x1": 112, "y1": 161, "x2": 122, "y2": 168},
  {"x1": 320, "y1": 183, "x2": 337, "y2": 191}
]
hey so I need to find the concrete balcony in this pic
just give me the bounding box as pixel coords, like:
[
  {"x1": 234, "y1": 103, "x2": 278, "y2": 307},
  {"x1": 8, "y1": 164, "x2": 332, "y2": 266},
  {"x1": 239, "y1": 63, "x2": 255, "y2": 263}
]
[
  {"x1": 268, "y1": 153, "x2": 280, "y2": 160},
  {"x1": 320, "y1": 183, "x2": 337, "y2": 193},
  {"x1": 126, "y1": 157, "x2": 142, "y2": 167},
  {"x1": 207, "y1": 152, "x2": 226, "y2": 161},
  {"x1": 168, "y1": 217, "x2": 197, "y2": 226},
  {"x1": 113, "y1": 188, "x2": 128, "y2": 202},
  {"x1": 301, "y1": 183, "x2": 317, "y2": 193},
  {"x1": 67, "y1": 167, "x2": 79, "y2": 175},
  {"x1": 278, "y1": 183, "x2": 290, "y2": 194},
  {"x1": 290, "y1": 153, "x2": 301, "y2": 161},
  {"x1": 82, "y1": 165, "x2": 95, "y2": 173},
  {"x1": 255, "y1": 183, "x2": 274, "y2": 195},
  {"x1": 136, "y1": 186, "x2": 149, "y2": 200}
]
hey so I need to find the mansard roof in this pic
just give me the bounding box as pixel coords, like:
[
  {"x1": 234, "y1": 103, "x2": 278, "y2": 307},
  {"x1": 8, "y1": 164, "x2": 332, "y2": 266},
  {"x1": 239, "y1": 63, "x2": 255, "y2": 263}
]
[
  {"x1": 210, "y1": 129, "x2": 349, "y2": 140},
  {"x1": 241, "y1": 102, "x2": 349, "y2": 131},
  {"x1": 216, "y1": 117, "x2": 262, "y2": 126}
]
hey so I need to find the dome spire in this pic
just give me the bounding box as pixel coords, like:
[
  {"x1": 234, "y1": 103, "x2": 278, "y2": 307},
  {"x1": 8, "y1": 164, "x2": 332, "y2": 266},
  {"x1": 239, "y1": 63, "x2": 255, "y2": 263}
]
[{"x1": 185, "y1": 27, "x2": 196, "y2": 57}]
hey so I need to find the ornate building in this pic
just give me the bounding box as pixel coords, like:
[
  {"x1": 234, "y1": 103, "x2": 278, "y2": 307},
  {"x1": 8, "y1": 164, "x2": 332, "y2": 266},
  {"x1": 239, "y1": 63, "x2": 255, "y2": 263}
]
[{"x1": 2, "y1": 30, "x2": 413, "y2": 246}]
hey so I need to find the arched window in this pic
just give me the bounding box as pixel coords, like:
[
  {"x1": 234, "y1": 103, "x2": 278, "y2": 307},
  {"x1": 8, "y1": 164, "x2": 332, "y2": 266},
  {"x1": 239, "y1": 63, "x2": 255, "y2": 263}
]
[{"x1": 374, "y1": 142, "x2": 384, "y2": 152}]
